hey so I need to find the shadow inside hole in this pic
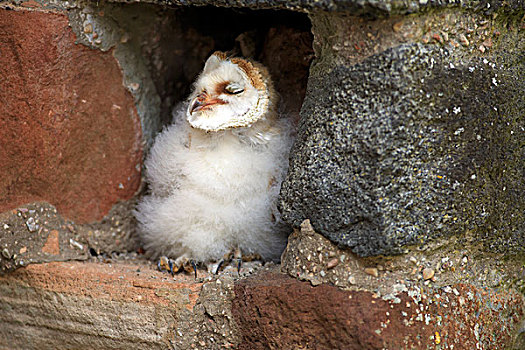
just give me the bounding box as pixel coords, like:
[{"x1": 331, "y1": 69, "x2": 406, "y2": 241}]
[{"x1": 141, "y1": 6, "x2": 313, "y2": 126}]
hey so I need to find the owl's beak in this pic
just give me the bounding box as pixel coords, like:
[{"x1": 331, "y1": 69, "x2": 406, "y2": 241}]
[{"x1": 189, "y1": 94, "x2": 226, "y2": 114}]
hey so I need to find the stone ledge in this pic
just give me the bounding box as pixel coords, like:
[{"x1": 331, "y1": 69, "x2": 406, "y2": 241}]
[
  {"x1": 2, "y1": 260, "x2": 523, "y2": 349},
  {"x1": 0, "y1": 260, "x2": 202, "y2": 350}
]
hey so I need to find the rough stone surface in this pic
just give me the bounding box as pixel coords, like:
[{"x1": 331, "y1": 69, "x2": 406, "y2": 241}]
[
  {"x1": 0, "y1": 9, "x2": 142, "y2": 223},
  {"x1": 0, "y1": 260, "x2": 202, "y2": 350},
  {"x1": 48, "y1": 0, "x2": 525, "y2": 15},
  {"x1": 0, "y1": 202, "x2": 88, "y2": 273},
  {"x1": 233, "y1": 270, "x2": 525, "y2": 349},
  {"x1": 67, "y1": 3, "x2": 164, "y2": 146},
  {"x1": 282, "y1": 220, "x2": 525, "y2": 302},
  {"x1": 279, "y1": 220, "x2": 525, "y2": 348},
  {"x1": 172, "y1": 275, "x2": 240, "y2": 349},
  {"x1": 0, "y1": 201, "x2": 144, "y2": 274},
  {"x1": 0, "y1": 259, "x2": 262, "y2": 350},
  {"x1": 1, "y1": 259, "x2": 523, "y2": 349},
  {"x1": 279, "y1": 10, "x2": 525, "y2": 256}
]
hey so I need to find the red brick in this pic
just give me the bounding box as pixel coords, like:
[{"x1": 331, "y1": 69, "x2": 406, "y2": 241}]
[
  {"x1": 233, "y1": 271, "x2": 524, "y2": 349},
  {"x1": 0, "y1": 10, "x2": 142, "y2": 223},
  {"x1": 0, "y1": 261, "x2": 203, "y2": 307},
  {"x1": 0, "y1": 261, "x2": 203, "y2": 349}
]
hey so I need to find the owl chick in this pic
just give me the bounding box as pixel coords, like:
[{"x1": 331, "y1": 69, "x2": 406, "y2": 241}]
[{"x1": 135, "y1": 52, "x2": 293, "y2": 272}]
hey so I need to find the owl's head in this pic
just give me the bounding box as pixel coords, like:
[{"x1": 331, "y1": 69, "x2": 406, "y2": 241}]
[{"x1": 186, "y1": 52, "x2": 276, "y2": 132}]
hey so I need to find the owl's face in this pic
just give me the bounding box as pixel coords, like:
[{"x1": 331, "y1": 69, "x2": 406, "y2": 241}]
[{"x1": 186, "y1": 52, "x2": 273, "y2": 132}]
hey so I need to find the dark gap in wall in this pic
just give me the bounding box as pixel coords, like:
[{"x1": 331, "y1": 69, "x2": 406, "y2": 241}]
[{"x1": 140, "y1": 6, "x2": 313, "y2": 127}]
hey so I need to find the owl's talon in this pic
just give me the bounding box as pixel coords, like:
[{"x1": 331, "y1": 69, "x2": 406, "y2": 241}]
[
  {"x1": 214, "y1": 259, "x2": 225, "y2": 275},
  {"x1": 158, "y1": 255, "x2": 200, "y2": 277},
  {"x1": 191, "y1": 260, "x2": 198, "y2": 279},
  {"x1": 158, "y1": 256, "x2": 172, "y2": 273},
  {"x1": 241, "y1": 253, "x2": 262, "y2": 262},
  {"x1": 235, "y1": 258, "x2": 242, "y2": 274},
  {"x1": 210, "y1": 248, "x2": 261, "y2": 275},
  {"x1": 233, "y1": 247, "x2": 242, "y2": 274},
  {"x1": 168, "y1": 259, "x2": 175, "y2": 275}
]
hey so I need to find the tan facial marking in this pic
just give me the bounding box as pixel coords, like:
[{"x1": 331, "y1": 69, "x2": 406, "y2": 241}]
[
  {"x1": 212, "y1": 51, "x2": 228, "y2": 60},
  {"x1": 230, "y1": 58, "x2": 266, "y2": 91},
  {"x1": 214, "y1": 81, "x2": 230, "y2": 96}
]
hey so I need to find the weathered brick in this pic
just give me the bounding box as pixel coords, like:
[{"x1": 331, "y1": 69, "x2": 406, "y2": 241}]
[
  {"x1": 233, "y1": 271, "x2": 525, "y2": 349},
  {"x1": 0, "y1": 9, "x2": 142, "y2": 223},
  {"x1": 0, "y1": 261, "x2": 202, "y2": 349}
]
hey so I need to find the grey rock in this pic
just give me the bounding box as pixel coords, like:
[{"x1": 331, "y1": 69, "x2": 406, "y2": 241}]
[
  {"x1": 172, "y1": 275, "x2": 240, "y2": 349},
  {"x1": 280, "y1": 28, "x2": 524, "y2": 256},
  {"x1": 0, "y1": 202, "x2": 89, "y2": 274},
  {"x1": 1, "y1": 248, "x2": 10, "y2": 260}
]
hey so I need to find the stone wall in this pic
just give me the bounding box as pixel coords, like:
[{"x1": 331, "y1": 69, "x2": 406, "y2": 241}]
[
  {"x1": 0, "y1": 0, "x2": 523, "y2": 349},
  {"x1": 280, "y1": 6, "x2": 525, "y2": 258}
]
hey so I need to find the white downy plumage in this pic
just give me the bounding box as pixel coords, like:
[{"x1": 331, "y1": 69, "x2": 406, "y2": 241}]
[{"x1": 135, "y1": 52, "x2": 293, "y2": 265}]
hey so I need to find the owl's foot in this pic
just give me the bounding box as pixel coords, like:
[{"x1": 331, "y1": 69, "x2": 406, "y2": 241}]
[
  {"x1": 158, "y1": 256, "x2": 173, "y2": 273},
  {"x1": 158, "y1": 255, "x2": 198, "y2": 279},
  {"x1": 214, "y1": 248, "x2": 240, "y2": 274},
  {"x1": 213, "y1": 248, "x2": 262, "y2": 274}
]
